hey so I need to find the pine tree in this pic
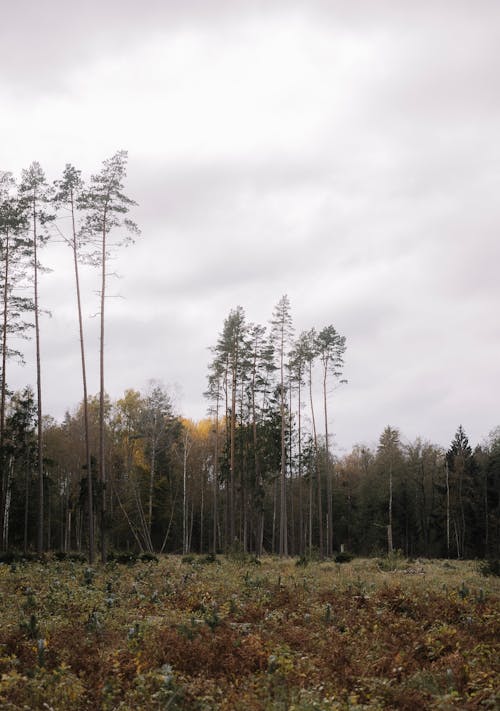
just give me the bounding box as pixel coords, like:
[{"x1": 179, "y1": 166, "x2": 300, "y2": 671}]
[
  {"x1": 53, "y1": 164, "x2": 95, "y2": 562},
  {"x1": 80, "y1": 151, "x2": 139, "y2": 562},
  {"x1": 0, "y1": 173, "x2": 33, "y2": 548},
  {"x1": 270, "y1": 295, "x2": 293, "y2": 556},
  {"x1": 446, "y1": 426, "x2": 478, "y2": 558},
  {"x1": 377, "y1": 426, "x2": 402, "y2": 554},
  {"x1": 18, "y1": 162, "x2": 53, "y2": 554},
  {"x1": 315, "y1": 325, "x2": 346, "y2": 555}
]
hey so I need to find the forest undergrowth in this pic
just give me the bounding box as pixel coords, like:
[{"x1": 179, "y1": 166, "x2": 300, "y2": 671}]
[{"x1": 0, "y1": 555, "x2": 498, "y2": 710}]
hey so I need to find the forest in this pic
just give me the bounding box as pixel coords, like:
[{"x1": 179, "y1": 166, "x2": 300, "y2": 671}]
[{"x1": 1, "y1": 154, "x2": 499, "y2": 564}]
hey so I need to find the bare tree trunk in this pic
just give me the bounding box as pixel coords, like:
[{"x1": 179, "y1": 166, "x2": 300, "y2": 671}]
[
  {"x1": 69, "y1": 192, "x2": 94, "y2": 563},
  {"x1": 288, "y1": 384, "x2": 295, "y2": 555},
  {"x1": 272, "y1": 477, "x2": 277, "y2": 554},
  {"x1": 230, "y1": 364, "x2": 236, "y2": 545},
  {"x1": 323, "y1": 367, "x2": 333, "y2": 556},
  {"x1": 445, "y1": 460, "x2": 450, "y2": 557},
  {"x1": 200, "y1": 468, "x2": 204, "y2": 553},
  {"x1": 308, "y1": 466, "x2": 313, "y2": 555},
  {"x1": 32, "y1": 201, "x2": 44, "y2": 555},
  {"x1": 99, "y1": 209, "x2": 107, "y2": 562},
  {"x1": 148, "y1": 428, "x2": 156, "y2": 542},
  {"x1": 387, "y1": 463, "x2": 393, "y2": 554},
  {"x1": 113, "y1": 481, "x2": 144, "y2": 552},
  {"x1": 183, "y1": 430, "x2": 190, "y2": 555},
  {"x1": 297, "y1": 376, "x2": 304, "y2": 555},
  {"x1": 279, "y1": 328, "x2": 288, "y2": 557},
  {"x1": 24, "y1": 452, "x2": 30, "y2": 552},
  {"x1": 160, "y1": 475, "x2": 181, "y2": 553},
  {"x1": 2, "y1": 456, "x2": 13, "y2": 548},
  {"x1": 309, "y1": 362, "x2": 322, "y2": 556},
  {"x1": 212, "y1": 397, "x2": 219, "y2": 554},
  {"x1": 0, "y1": 229, "x2": 9, "y2": 549},
  {"x1": 46, "y1": 482, "x2": 51, "y2": 550},
  {"x1": 484, "y1": 465, "x2": 489, "y2": 554}
]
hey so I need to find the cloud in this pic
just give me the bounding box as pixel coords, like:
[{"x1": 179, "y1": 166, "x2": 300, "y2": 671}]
[{"x1": 3, "y1": 1, "x2": 500, "y2": 451}]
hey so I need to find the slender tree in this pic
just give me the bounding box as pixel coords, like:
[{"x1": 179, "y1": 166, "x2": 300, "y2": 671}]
[
  {"x1": 315, "y1": 325, "x2": 346, "y2": 555},
  {"x1": 377, "y1": 426, "x2": 402, "y2": 554},
  {"x1": 18, "y1": 163, "x2": 53, "y2": 554},
  {"x1": 270, "y1": 295, "x2": 293, "y2": 556},
  {"x1": 205, "y1": 361, "x2": 225, "y2": 552},
  {"x1": 303, "y1": 328, "x2": 321, "y2": 554},
  {"x1": 53, "y1": 164, "x2": 96, "y2": 561},
  {"x1": 0, "y1": 173, "x2": 33, "y2": 547},
  {"x1": 81, "y1": 151, "x2": 139, "y2": 562},
  {"x1": 288, "y1": 332, "x2": 311, "y2": 554},
  {"x1": 141, "y1": 382, "x2": 174, "y2": 544},
  {"x1": 446, "y1": 426, "x2": 477, "y2": 558},
  {"x1": 211, "y1": 307, "x2": 247, "y2": 547}
]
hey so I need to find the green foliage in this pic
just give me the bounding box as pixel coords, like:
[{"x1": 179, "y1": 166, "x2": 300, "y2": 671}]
[
  {"x1": 140, "y1": 552, "x2": 159, "y2": 564},
  {"x1": 479, "y1": 559, "x2": 500, "y2": 577},
  {"x1": 19, "y1": 613, "x2": 40, "y2": 640},
  {"x1": 82, "y1": 567, "x2": 95, "y2": 586},
  {"x1": 335, "y1": 551, "x2": 355, "y2": 563},
  {"x1": 0, "y1": 551, "x2": 498, "y2": 709},
  {"x1": 377, "y1": 549, "x2": 407, "y2": 572}
]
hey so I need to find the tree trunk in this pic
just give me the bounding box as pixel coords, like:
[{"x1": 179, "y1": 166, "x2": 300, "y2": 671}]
[
  {"x1": 230, "y1": 362, "x2": 236, "y2": 545},
  {"x1": 279, "y1": 330, "x2": 287, "y2": 557},
  {"x1": 99, "y1": 208, "x2": 107, "y2": 562},
  {"x1": 0, "y1": 228, "x2": 9, "y2": 550},
  {"x1": 148, "y1": 432, "x2": 156, "y2": 539},
  {"x1": 323, "y1": 367, "x2": 333, "y2": 556},
  {"x1": 183, "y1": 430, "x2": 189, "y2": 555},
  {"x1": 445, "y1": 460, "x2": 450, "y2": 557},
  {"x1": 388, "y1": 463, "x2": 393, "y2": 554},
  {"x1": 309, "y1": 362, "x2": 322, "y2": 555},
  {"x1": 212, "y1": 395, "x2": 219, "y2": 553},
  {"x1": 70, "y1": 191, "x2": 94, "y2": 563},
  {"x1": 297, "y1": 375, "x2": 304, "y2": 555},
  {"x1": 33, "y1": 198, "x2": 44, "y2": 555},
  {"x1": 23, "y1": 451, "x2": 30, "y2": 552}
]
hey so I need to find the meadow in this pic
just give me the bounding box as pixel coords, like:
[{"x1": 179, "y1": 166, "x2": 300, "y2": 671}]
[{"x1": 0, "y1": 553, "x2": 498, "y2": 710}]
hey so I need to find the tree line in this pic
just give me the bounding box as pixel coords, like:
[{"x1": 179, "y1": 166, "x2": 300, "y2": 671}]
[
  {"x1": 1, "y1": 158, "x2": 499, "y2": 561},
  {"x1": 0, "y1": 152, "x2": 138, "y2": 563}
]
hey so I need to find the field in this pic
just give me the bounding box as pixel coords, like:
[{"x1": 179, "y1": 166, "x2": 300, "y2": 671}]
[{"x1": 0, "y1": 554, "x2": 498, "y2": 710}]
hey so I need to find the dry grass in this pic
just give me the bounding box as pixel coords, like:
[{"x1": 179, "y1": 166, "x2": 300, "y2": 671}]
[{"x1": 0, "y1": 555, "x2": 498, "y2": 709}]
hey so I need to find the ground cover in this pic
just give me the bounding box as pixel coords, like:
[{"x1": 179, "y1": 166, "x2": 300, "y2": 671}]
[{"x1": 0, "y1": 554, "x2": 498, "y2": 710}]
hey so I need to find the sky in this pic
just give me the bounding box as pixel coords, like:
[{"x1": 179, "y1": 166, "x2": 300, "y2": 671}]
[{"x1": 1, "y1": 0, "x2": 499, "y2": 454}]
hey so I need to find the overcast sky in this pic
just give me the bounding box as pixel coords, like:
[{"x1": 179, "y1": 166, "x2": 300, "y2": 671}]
[{"x1": 2, "y1": 0, "x2": 499, "y2": 454}]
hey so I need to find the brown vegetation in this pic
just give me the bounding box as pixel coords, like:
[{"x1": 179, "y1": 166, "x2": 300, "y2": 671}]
[{"x1": 0, "y1": 556, "x2": 498, "y2": 709}]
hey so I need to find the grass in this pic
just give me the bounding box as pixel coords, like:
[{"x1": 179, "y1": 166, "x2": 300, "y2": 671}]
[{"x1": 0, "y1": 555, "x2": 498, "y2": 709}]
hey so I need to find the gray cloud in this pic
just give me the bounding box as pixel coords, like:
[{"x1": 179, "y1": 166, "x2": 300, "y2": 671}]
[{"x1": 3, "y1": 0, "x2": 500, "y2": 452}]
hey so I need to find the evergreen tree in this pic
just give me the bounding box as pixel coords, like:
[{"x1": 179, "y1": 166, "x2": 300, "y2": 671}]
[
  {"x1": 80, "y1": 150, "x2": 139, "y2": 562},
  {"x1": 315, "y1": 325, "x2": 346, "y2": 555},
  {"x1": 446, "y1": 426, "x2": 479, "y2": 558},
  {"x1": 377, "y1": 426, "x2": 403, "y2": 554},
  {"x1": 18, "y1": 162, "x2": 53, "y2": 554},
  {"x1": 53, "y1": 164, "x2": 95, "y2": 562},
  {"x1": 270, "y1": 295, "x2": 293, "y2": 556},
  {"x1": 0, "y1": 173, "x2": 33, "y2": 548}
]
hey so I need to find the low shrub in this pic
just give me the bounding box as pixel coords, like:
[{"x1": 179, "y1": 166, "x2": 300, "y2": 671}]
[
  {"x1": 335, "y1": 551, "x2": 355, "y2": 564},
  {"x1": 140, "y1": 552, "x2": 159, "y2": 564},
  {"x1": 479, "y1": 559, "x2": 500, "y2": 577}
]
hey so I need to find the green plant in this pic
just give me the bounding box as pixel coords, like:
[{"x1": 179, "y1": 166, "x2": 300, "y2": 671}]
[
  {"x1": 479, "y1": 559, "x2": 500, "y2": 577},
  {"x1": 20, "y1": 613, "x2": 40, "y2": 639},
  {"x1": 377, "y1": 550, "x2": 407, "y2": 572},
  {"x1": 335, "y1": 551, "x2": 355, "y2": 563}
]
